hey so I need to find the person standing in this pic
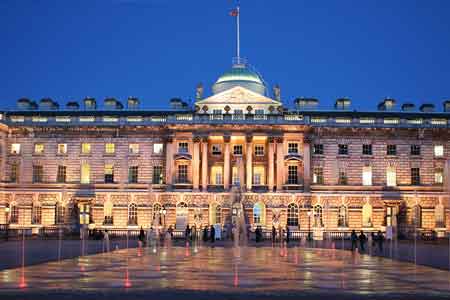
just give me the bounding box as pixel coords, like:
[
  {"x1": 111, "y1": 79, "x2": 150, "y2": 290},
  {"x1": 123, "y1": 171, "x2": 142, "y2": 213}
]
[
  {"x1": 272, "y1": 226, "x2": 276, "y2": 243},
  {"x1": 359, "y1": 230, "x2": 367, "y2": 252},
  {"x1": 103, "y1": 230, "x2": 110, "y2": 252},
  {"x1": 139, "y1": 226, "x2": 146, "y2": 247},
  {"x1": 377, "y1": 230, "x2": 384, "y2": 253},
  {"x1": 286, "y1": 225, "x2": 290, "y2": 244},
  {"x1": 210, "y1": 225, "x2": 215, "y2": 243},
  {"x1": 167, "y1": 225, "x2": 174, "y2": 239},
  {"x1": 202, "y1": 226, "x2": 208, "y2": 242},
  {"x1": 185, "y1": 225, "x2": 191, "y2": 242},
  {"x1": 350, "y1": 230, "x2": 358, "y2": 251}
]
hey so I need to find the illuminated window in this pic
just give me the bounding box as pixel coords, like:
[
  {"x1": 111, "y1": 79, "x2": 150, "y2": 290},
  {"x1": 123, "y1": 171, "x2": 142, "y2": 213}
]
[
  {"x1": 313, "y1": 205, "x2": 323, "y2": 227},
  {"x1": 338, "y1": 205, "x2": 348, "y2": 227},
  {"x1": 104, "y1": 164, "x2": 114, "y2": 183},
  {"x1": 129, "y1": 143, "x2": 139, "y2": 154},
  {"x1": 32, "y1": 165, "x2": 43, "y2": 183},
  {"x1": 211, "y1": 165, "x2": 223, "y2": 185},
  {"x1": 57, "y1": 143, "x2": 67, "y2": 155},
  {"x1": 32, "y1": 116, "x2": 48, "y2": 122},
  {"x1": 253, "y1": 202, "x2": 265, "y2": 224},
  {"x1": 55, "y1": 203, "x2": 65, "y2": 224},
  {"x1": 287, "y1": 203, "x2": 299, "y2": 227},
  {"x1": 105, "y1": 143, "x2": 115, "y2": 154},
  {"x1": 11, "y1": 143, "x2": 21, "y2": 155},
  {"x1": 79, "y1": 116, "x2": 95, "y2": 122},
  {"x1": 103, "y1": 116, "x2": 118, "y2": 122},
  {"x1": 81, "y1": 163, "x2": 90, "y2": 184},
  {"x1": 410, "y1": 145, "x2": 421, "y2": 156},
  {"x1": 254, "y1": 145, "x2": 264, "y2": 156},
  {"x1": 127, "y1": 116, "x2": 143, "y2": 122},
  {"x1": 233, "y1": 145, "x2": 243, "y2": 155},
  {"x1": 10, "y1": 204, "x2": 19, "y2": 224},
  {"x1": 178, "y1": 142, "x2": 188, "y2": 154},
  {"x1": 338, "y1": 169, "x2": 347, "y2": 185},
  {"x1": 386, "y1": 166, "x2": 396, "y2": 187},
  {"x1": 362, "y1": 203, "x2": 372, "y2": 227},
  {"x1": 153, "y1": 143, "x2": 163, "y2": 154},
  {"x1": 34, "y1": 143, "x2": 44, "y2": 155},
  {"x1": 359, "y1": 117, "x2": 375, "y2": 124},
  {"x1": 31, "y1": 203, "x2": 42, "y2": 224},
  {"x1": 413, "y1": 205, "x2": 422, "y2": 228},
  {"x1": 253, "y1": 166, "x2": 265, "y2": 185},
  {"x1": 232, "y1": 166, "x2": 240, "y2": 186},
  {"x1": 81, "y1": 143, "x2": 91, "y2": 154},
  {"x1": 434, "y1": 145, "x2": 444, "y2": 157},
  {"x1": 313, "y1": 167, "x2": 323, "y2": 184},
  {"x1": 177, "y1": 164, "x2": 188, "y2": 183},
  {"x1": 152, "y1": 166, "x2": 164, "y2": 184},
  {"x1": 287, "y1": 165, "x2": 298, "y2": 184},
  {"x1": 55, "y1": 116, "x2": 71, "y2": 122},
  {"x1": 362, "y1": 166, "x2": 372, "y2": 186},
  {"x1": 288, "y1": 143, "x2": 298, "y2": 154},
  {"x1": 128, "y1": 203, "x2": 138, "y2": 225},
  {"x1": 11, "y1": 116, "x2": 24, "y2": 122},
  {"x1": 435, "y1": 168, "x2": 443, "y2": 184},
  {"x1": 104, "y1": 200, "x2": 113, "y2": 225},
  {"x1": 57, "y1": 165, "x2": 66, "y2": 183}
]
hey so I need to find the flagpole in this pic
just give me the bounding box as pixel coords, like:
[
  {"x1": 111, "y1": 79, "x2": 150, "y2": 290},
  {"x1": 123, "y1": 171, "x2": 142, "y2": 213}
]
[{"x1": 236, "y1": 5, "x2": 240, "y2": 63}]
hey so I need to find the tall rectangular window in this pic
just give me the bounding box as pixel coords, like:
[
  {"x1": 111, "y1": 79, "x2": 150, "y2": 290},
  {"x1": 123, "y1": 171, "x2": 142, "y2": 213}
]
[
  {"x1": 178, "y1": 142, "x2": 189, "y2": 153},
  {"x1": 411, "y1": 168, "x2": 420, "y2": 185},
  {"x1": 434, "y1": 145, "x2": 444, "y2": 157},
  {"x1": 104, "y1": 164, "x2": 114, "y2": 183},
  {"x1": 338, "y1": 169, "x2": 348, "y2": 185},
  {"x1": 211, "y1": 166, "x2": 223, "y2": 185},
  {"x1": 338, "y1": 144, "x2": 348, "y2": 155},
  {"x1": 233, "y1": 145, "x2": 243, "y2": 155},
  {"x1": 362, "y1": 144, "x2": 372, "y2": 155},
  {"x1": 232, "y1": 166, "x2": 240, "y2": 186},
  {"x1": 57, "y1": 143, "x2": 67, "y2": 155},
  {"x1": 152, "y1": 166, "x2": 163, "y2": 184},
  {"x1": 153, "y1": 143, "x2": 163, "y2": 154},
  {"x1": 177, "y1": 165, "x2": 188, "y2": 183},
  {"x1": 287, "y1": 165, "x2": 298, "y2": 184},
  {"x1": 81, "y1": 143, "x2": 91, "y2": 154},
  {"x1": 410, "y1": 145, "x2": 421, "y2": 156},
  {"x1": 33, "y1": 165, "x2": 43, "y2": 183},
  {"x1": 212, "y1": 144, "x2": 222, "y2": 155},
  {"x1": 81, "y1": 163, "x2": 90, "y2": 184},
  {"x1": 362, "y1": 166, "x2": 372, "y2": 186},
  {"x1": 129, "y1": 144, "x2": 139, "y2": 154},
  {"x1": 11, "y1": 143, "x2": 21, "y2": 155},
  {"x1": 129, "y1": 166, "x2": 139, "y2": 183},
  {"x1": 105, "y1": 143, "x2": 115, "y2": 154},
  {"x1": 233, "y1": 109, "x2": 244, "y2": 120},
  {"x1": 387, "y1": 144, "x2": 397, "y2": 155},
  {"x1": 34, "y1": 143, "x2": 44, "y2": 155},
  {"x1": 288, "y1": 143, "x2": 298, "y2": 154},
  {"x1": 313, "y1": 144, "x2": 324, "y2": 155},
  {"x1": 386, "y1": 166, "x2": 396, "y2": 187},
  {"x1": 254, "y1": 145, "x2": 264, "y2": 156},
  {"x1": 253, "y1": 166, "x2": 265, "y2": 185},
  {"x1": 435, "y1": 168, "x2": 443, "y2": 185},
  {"x1": 313, "y1": 167, "x2": 324, "y2": 184},
  {"x1": 10, "y1": 163, "x2": 18, "y2": 183},
  {"x1": 57, "y1": 165, "x2": 67, "y2": 183}
]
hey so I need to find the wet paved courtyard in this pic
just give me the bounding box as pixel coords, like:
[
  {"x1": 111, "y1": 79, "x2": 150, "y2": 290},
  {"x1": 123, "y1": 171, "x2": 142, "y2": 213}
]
[{"x1": 1, "y1": 245, "x2": 450, "y2": 299}]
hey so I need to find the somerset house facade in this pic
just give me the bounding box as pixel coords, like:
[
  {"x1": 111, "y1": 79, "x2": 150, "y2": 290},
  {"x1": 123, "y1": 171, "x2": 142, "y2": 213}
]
[{"x1": 1, "y1": 60, "x2": 449, "y2": 239}]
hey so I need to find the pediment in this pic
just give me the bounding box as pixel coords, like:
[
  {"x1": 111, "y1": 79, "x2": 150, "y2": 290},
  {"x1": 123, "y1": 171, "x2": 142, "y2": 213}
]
[{"x1": 196, "y1": 86, "x2": 281, "y2": 106}]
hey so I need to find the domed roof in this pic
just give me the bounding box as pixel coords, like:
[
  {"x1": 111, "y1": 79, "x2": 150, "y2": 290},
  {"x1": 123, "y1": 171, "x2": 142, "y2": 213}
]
[{"x1": 212, "y1": 64, "x2": 266, "y2": 95}]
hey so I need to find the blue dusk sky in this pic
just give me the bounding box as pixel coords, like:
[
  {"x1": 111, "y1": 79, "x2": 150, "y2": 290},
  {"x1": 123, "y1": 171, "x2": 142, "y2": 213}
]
[{"x1": 0, "y1": 0, "x2": 449, "y2": 111}]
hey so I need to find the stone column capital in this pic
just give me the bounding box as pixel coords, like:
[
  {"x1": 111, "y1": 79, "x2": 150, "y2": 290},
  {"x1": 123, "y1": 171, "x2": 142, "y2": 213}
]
[
  {"x1": 246, "y1": 134, "x2": 253, "y2": 144},
  {"x1": 303, "y1": 135, "x2": 312, "y2": 144},
  {"x1": 275, "y1": 136, "x2": 284, "y2": 144},
  {"x1": 201, "y1": 136, "x2": 209, "y2": 143},
  {"x1": 193, "y1": 136, "x2": 202, "y2": 143},
  {"x1": 223, "y1": 135, "x2": 231, "y2": 143}
]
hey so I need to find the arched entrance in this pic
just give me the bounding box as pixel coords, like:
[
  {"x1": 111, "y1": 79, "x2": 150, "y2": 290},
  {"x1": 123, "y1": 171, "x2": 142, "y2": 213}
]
[{"x1": 176, "y1": 202, "x2": 188, "y2": 229}]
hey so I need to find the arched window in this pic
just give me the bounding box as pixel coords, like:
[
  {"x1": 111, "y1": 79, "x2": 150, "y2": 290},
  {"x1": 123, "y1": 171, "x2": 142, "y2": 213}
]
[
  {"x1": 253, "y1": 202, "x2": 266, "y2": 225},
  {"x1": 10, "y1": 203, "x2": 19, "y2": 224},
  {"x1": 287, "y1": 203, "x2": 299, "y2": 227},
  {"x1": 313, "y1": 205, "x2": 323, "y2": 227},
  {"x1": 209, "y1": 203, "x2": 222, "y2": 225},
  {"x1": 338, "y1": 205, "x2": 348, "y2": 227},
  {"x1": 176, "y1": 202, "x2": 188, "y2": 229},
  {"x1": 31, "y1": 202, "x2": 42, "y2": 224},
  {"x1": 362, "y1": 203, "x2": 372, "y2": 227},
  {"x1": 412, "y1": 205, "x2": 422, "y2": 228},
  {"x1": 435, "y1": 204, "x2": 445, "y2": 228},
  {"x1": 151, "y1": 203, "x2": 162, "y2": 227},
  {"x1": 103, "y1": 200, "x2": 113, "y2": 225},
  {"x1": 177, "y1": 202, "x2": 188, "y2": 216},
  {"x1": 128, "y1": 203, "x2": 138, "y2": 225},
  {"x1": 55, "y1": 202, "x2": 65, "y2": 224}
]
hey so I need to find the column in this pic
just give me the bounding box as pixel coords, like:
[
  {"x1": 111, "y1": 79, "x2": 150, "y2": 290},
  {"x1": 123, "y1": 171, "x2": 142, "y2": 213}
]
[
  {"x1": 201, "y1": 137, "x2": 208, "y2": 191},
  {"x1": 267, "y1": 137, "x2": 275, "y2": 192},
  {"x1": 165, "y1": 137, "x2": 174, "y2": 185},
  {"x1": 276, "y1": 137, "x2": 284, "y2": 192},
  {"x1": 303, "y1": 136, "x2": 311, "y2": 192},
  {"x1": 444, "y1": 160, "x2": 450, "y2": 192},
  {"x1": 246, "y1": 135, "x2": 253, "y2": 191},
  {"x1": 0, "y1": 132, "x2": 6, "y2": 182},
  {"x1": 192, "y1": 137, "x2": 201, "y2": 190},
  {"x1": 223, "y1": 135, "x2": 231, "y2": 190}
]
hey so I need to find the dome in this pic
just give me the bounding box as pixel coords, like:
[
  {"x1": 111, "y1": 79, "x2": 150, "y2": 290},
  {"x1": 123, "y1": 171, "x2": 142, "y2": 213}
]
[{"x1": 212, "y1": 64, "x2": 266, "y2": 95}]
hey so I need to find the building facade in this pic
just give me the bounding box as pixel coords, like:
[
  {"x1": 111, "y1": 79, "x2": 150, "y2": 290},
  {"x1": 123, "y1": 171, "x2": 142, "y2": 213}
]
[{"x1": 1, "y1": 62, "x2": 450, "y2": 239}]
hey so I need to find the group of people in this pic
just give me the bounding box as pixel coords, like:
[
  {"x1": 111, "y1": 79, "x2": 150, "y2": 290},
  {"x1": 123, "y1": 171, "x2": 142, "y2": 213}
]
[
  {"x1": 269, "y1": 225, "x2": 291, "y2": 244},
  {"x1": 350, "y1": 230, "x2": 384, "y2": 253},
  {"x1": 184, "y1": 224, "x2": 217, "y2": 243}
]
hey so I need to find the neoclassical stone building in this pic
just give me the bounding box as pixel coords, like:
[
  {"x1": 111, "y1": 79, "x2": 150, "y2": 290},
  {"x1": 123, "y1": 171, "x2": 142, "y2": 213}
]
[{"x1": 1, "y1": 61, "x2": 449, "y2": 238}]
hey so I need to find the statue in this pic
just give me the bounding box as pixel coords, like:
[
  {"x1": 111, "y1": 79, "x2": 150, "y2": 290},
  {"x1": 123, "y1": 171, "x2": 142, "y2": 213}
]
[
  {"x1": 273, "y1": 84, "x2": 281, "y2": 101},
  {"x1": 196, "y1": 83, "x2": 204, "y2": 100}
]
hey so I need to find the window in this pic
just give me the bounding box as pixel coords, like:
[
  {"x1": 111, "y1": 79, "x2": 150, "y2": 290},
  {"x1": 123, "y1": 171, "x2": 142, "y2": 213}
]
[
  {"x1": 338, "y1": 205, "x2": 348, "y2": 227},
  {"x1": 288, "y1": 143, "x2": 298, "y2": 154},
  {"x1": 105, "y1": 143, "x2": 115, "y2": 154},
  {"x1": 79, "y1": 203, "x2": 90, "y2": 225},
  {"x1": 254, "y1": 145, "x2": 264, "y2": 156},
  {"x1": 211, "y1": 166, "x2": 223, "y2": 185},
  {"x1": 79, "y1": 116, "x2": 95, "y2": 122},
  {"x1": 34, "y1": 143, "x2": 44, "y2": 155},
  {"x1": 435, "y1": 168, "x2": 443, "y2": 184},
  {"x1": 128, "y1": 203, "x2": 138, "y2": 225},
  {"x1": 313, "y1": 144, "x2": 323, "y2": 155},
  {"x1": 212, "y1": 144, "x2": 222, "y2": 155},
  {"x1": 287, "y1": 165, "x2": 298, "y2": 184},
  {"x1": 153, "y1": 143, "x2": 164, "y2": 154},
  {"x1": 10, "y1": 163, "x2": 18, "y2": 182},
  {"x1": 253, "y1": 202, "x2": 265, "y2": 224},
  {"x1": 56, "y1": 116, "x2": 71, "y2": 122},
  {"x1": 338, "y1": 169, "x2": 347, "y2": 185},
  {"x1": 129, "y1": 144, "x2": 139, "y2": 154},
  {"x1": 57, "y1": 165, "x2": 67, "y2": 183},
  {"x1": 362, "y1": 203, "x2": 372, "y2": 227},
  {"x1": 31, "y1": 203, "x2": 42, "y2": 224},
  {"x1": 81, "y1": 162, "x2": 90, "y2": 184},
  {"x1": 177, "y1": 164, "x2": 188, "y2": 183},
  {"x1": 232, "y1": 166, "x2": 240, "y2": 186},
  {"x1": 233, "y1": 145, "x2": 243, "y2": 155},
  {"x1": 313, "y1": 167, "x2": 324, "y2": 184},
  {"x1": 253, "y1": 166, "x2": 265, "y2": 185},
  {"x1": 178, "y1": 142, "x2": 188, "y2": 153},
  {"x1": 57, "y1": 143, "x2": 67, "y2": 155},
  {"x1": 435, "y1": 204, "x2": 445, "y2": 228},
  {"x1": 10, "y1": 204, "x2": 19, "y2": 224},
  {"x1": 386, "y1": 166, "x2": 396, "y2": 187},
  {"x1": 434, "y1": 145, "x2": 444, "y2": 157},
  {"x1": 152, "y1": 203, "x2": 162, "y2": 226},
  {"x1": 410, "y1": 145, "x2": 421, "y2": 156},
  {"x1": 313, "y1": 205, "x2": 323, "y2": 227},
  {"x1": 411, "y1": 168, "x2": 420, "y2": 185},
  {"x1": 33, "y1": 165, "x2": 43, "y2": 183},
  {"x1": 103, "y1": 200, "x2": 113, "y2": 225},
  {"x1": 338, "y1": 144, "x2": 348, "y2": 155},
  {"x1": 362, "y1": 166, "x2": 372, "y2": 186},
  {"x1": 104, "y1": 164, "x2": 114, "y2": 183},
  {"x1": 55, "y1": 203, "x2": 65, "y2": 224},
  {"x1": 233, "y1": 109, "x2": 244, "y2": 120},
  {"x1": 287, "y1": 203, "x2": 299, "y2": 227},
  {"x1": 129, "y1": 166, "x2": 138, "y2": 183},
  {"x1": 387, "y1": 144, "x2": 397, "y2": 155},
  {"x1": 103, "y1": 116, "x2": 118, "y2": 122},
  {"x1": 81, "y1": 143, "x2": 91, "y2": 154},
  {"x1": 413, "y1": 205, "x2": 422, "y2": 228},
  {"x1": 362, "y1": 144, "x2": 372, "y2": 155},
  {"x1": 254, "y1": 109, "x2": 265, "y2": 119},
  {"x1": 11, "y1": 143, "x2": 21, "y2": 155},
  {"x1": 152, "y1": 166, "x2": 164, "y2": 184},
  {"x1": 32, "y1": 116, "x2": 48, "y2": 122},
  {"x1": 210, "y1": 203, "x2": 222, "y2": 224}
]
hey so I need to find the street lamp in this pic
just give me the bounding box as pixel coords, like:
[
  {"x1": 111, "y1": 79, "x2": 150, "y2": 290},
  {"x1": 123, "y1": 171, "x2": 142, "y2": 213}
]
[
  {"x1": 160, "y1": 207, "x2": 167, "y2": 230},
  {"x1": 307, "y1": 210, "x2": 312, "y2": 241}
]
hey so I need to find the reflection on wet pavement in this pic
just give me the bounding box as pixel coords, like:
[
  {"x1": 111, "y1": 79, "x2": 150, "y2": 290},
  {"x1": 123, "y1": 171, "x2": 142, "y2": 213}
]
[{"x1": 1, "y1": 245, "x2": 450, "y2": 298}]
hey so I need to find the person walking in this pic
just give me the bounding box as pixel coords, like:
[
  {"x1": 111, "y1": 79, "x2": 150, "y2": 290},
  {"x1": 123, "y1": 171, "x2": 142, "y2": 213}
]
[
  {"x1": 359, "y1": 230, "x2": 367, "y2": 252},
  {"x1": 167, "y1": 225, "x2": 174, "y2": 239},
  {"x1": 210, "y1": 225, "x2": 215, "y2": 243},
  {"x1": 286, "y1": 225, "x2": 290, "y2": 244},
  {"x1": 350, "y1": 230, "x2": 358, "y2": 251},
  {"x1": 103, "y1": 229, "x2": 110, "y2": 252},
  {"x1": 202, "y1": 226, "x2": 208, "y2": 242},
  {"x1": 377, "y1": 230, "x2": 384, "y2": 253},
  {"x1": 138, "y1": 226, "x2": 146, "y2": 247},
  {"x1": 272, "y1": 226, "x2": 276, "y2": 243}
]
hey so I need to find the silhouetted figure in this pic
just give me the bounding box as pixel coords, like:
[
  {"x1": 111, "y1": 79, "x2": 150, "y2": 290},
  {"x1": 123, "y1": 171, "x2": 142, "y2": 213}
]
[
  {"x1": 185, "y1": 225, "x2": 191, "y2": 241},
  {"x1": 139, "y1": 226, "x2": 146, "y2": 247},
  {"x1": 351, "y1": 230, "x2": 358, "y2": 251},
  {"x1": 371, "y1": 232, "x2": 376, "y2": 249},
  {"x1": 359, "y1": 230, "x2": 367, "y2": 252},
  {"x1": 377, "y1": 230, "x2": 384, "y2": 253},
  {"x1": 272, "y1": 226, "x2": 276, "y2": 242},
  {"x1": 167, "y1": 225, "x2": 174, "y2": 238},
  {"x1": 286, "y1": 225, "x2": 290, "y2": 244},
  {"x1": 210, "y1": 225, "x2": 215, "y2": 243},
  {"x1": 202, "y1": 226, "x2": 208, "y2": 242},
  {"x1": 255, "y1": 226, "x2": 262, "y2": 243}
]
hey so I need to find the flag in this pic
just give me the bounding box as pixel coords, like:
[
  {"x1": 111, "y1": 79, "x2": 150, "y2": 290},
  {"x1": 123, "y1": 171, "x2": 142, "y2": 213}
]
[{"x1": 229, "y1": 8, "x2": 238, "y2": 17}]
